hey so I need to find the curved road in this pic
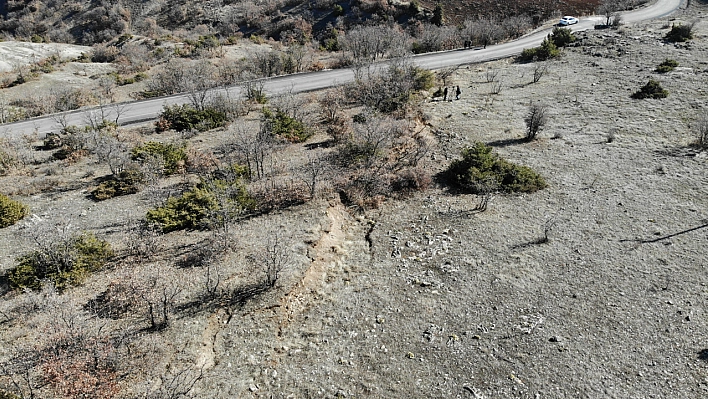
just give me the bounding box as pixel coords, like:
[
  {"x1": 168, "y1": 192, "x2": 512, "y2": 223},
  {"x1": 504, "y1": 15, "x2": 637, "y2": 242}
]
[{"x1": 0, "y1": 0, "x2": 683, "y2": 138}]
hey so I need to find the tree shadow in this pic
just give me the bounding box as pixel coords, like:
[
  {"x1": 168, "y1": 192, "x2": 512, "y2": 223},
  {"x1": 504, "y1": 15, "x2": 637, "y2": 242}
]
[
  {"x1": 655, "y1": 145, "x2": 702, "y2": 158},
  {"x1": 304, "y1": 140, "x2": 334, "y2": 150},
  {"x1": 620, "y1": 220, "x2": 708, "y2": 244},
  {"x1": 486, "y1": 137, "x2": 528, "y2": 148},
  {"x1": 177, "y1": 281, "x2": 273, "y2": 318}
]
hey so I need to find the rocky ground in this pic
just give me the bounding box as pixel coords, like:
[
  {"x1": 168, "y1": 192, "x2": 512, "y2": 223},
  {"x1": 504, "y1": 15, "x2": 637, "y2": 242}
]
[{"x1": 1, "y1": 3, "x2": 707, "y2": 399}]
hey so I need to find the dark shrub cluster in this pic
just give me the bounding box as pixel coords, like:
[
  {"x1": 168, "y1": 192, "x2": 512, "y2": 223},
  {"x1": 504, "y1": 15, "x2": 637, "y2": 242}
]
[
  {"x1": 8, "y1": 233, "x2": 114, "y2": 291},
  {"x1": 131, "y1": 141, "x2": 187, "y2": 175},
  {"x1": 446, "y1": 142, "x2": 547, "y2": 194},
  {"x1": 91, "y1": 167, "x2": 145, "y2": 201},
  {"x1": 156, "y1": 104, "x2": 228, "y2": 133},
  {"x1": 262, "y1": 108, "x2": 313, "y2": 143},
  {"x1": 655, "y1": 59, "x2": 679, "y2": 73},
  {"x1": 146, "y1": 168, "x2": 255, "y2": 232},
  {"x1": 631, "y1": 79, "x2": 668, "y2": 99},
  {"x1": 665, "y1": 23, "x2": 693, "y2": 42},
  {"x1": 0, "y1": 193, "x2": 29, "y2": 228},
  {"x1": 519, "y1": 36, "x2": 560, "y2": 62},
  {"x1": 550, "y1": 27, "x2": 576, "y2": 47}
]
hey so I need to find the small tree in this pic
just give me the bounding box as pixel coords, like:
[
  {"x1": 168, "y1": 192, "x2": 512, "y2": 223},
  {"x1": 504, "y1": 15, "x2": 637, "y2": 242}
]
[
  {"x1": 665, "y1": 23, "x2": 694, "y2": 42},
  {"x1": 598, "y1": 0, "x2": 625, "y2": 26},
  {"x1": 532, "y1": 64, "x2": 548, "y2": 84},
  {"x1": 524, "y1": 103, "x2": 549, "y2": 140},
  {"x1": 432, "y1": 5, "x2": 445, "y2": 26},
  {"x1": 550, "y1": 27, "x2": 576, "y2": 48},
  {"x1": 519, "y1": 36, "x2": 559, "y2": 62}
]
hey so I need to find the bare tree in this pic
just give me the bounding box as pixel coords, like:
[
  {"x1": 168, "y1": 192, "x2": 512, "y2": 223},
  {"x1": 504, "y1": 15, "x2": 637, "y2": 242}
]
[
  {"x1": 249, "y1": 230, "x2": 290, "y2": 287},
  {"x1": 463, "y1": 18, "x2": 504, "y2": 49},
  {"x1": 524, "y1": 103, "x2": 549, "y2": 140},
  {"x1": 299, "y1": 153, "x2": 331, "y2": 199},
  {"x1": 128, "y1": 263, "x2": 183, "y2": 330},
  {"x1": 319, "y1": 87, "x2": 345, "y2": 124},
  {"x1": 485, "y1": 69, "x2": 499, "y2": 83},
  {"x1": 340, "y1": 25, "x2": 409, "y2": 68},
  {"x1": 185, "y1": 60, "x2": 218, "y2": 111},
  {"x1": 532, "y1": 63, "x2": 549, "y2": 84},
  {"x1": 598, "y1": 0, "x2": 628, "y2": 26},
  {"x1": 490, "y1": 79, "x2": 504, "y2": 95},
  {"x1": 437, "y1": 66, "x2": 458, "y2": 87},
  {"x1": 240, "y1": 73, "x2": 267, "y2": 106},
  {"x1": 226, "y1": 122, "x2": 278, "y2": 180}
]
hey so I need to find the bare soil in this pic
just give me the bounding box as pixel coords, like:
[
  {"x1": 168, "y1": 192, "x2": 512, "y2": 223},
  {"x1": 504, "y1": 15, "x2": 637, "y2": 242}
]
[{"x1": 1, "y1": 3, "x2": 707, "y2": 399}]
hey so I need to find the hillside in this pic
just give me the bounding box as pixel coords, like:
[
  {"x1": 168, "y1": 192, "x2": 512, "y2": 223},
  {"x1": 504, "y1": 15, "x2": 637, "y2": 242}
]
[
  {"x1": 0, "y1": 0, "x2": 611, "y2": 45},
  {"x1": 1, "y1": 2, "x2": 707, "y2": 399}
]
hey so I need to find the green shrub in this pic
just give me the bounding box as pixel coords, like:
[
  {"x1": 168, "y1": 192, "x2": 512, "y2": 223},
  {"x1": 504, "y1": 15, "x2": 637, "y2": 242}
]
[
  {"x1": 665, "y1": 23, "x2": 693, "y2": 42},
  {"x1": 156, "y1": 104, "x2": 228, "y2": 133},
  {"x1": 91, "y1": 168, "x2": 145, "y2": 201},
  {"x1": 0, "y1": 193, "x2": 29, "y2": 228},
  {"x1": 655, "y1": 59, "x2": 679, "y2": 73},
  {"x1": 413, "y1": 68, "x2": 436, "y2": 91},
  {"x1": 131, "y1": 141, "x2": 187, "y2": 175},
  {"x1": 631, "y1": 79, "x2": 668, "y2": 99},
  {"x1": 321, "y1": 28, "x2": 340, "y2": 52},
  {"x1": 262, "y1": 108, "x2": 313, "y2": 143},
  {"x1": 333, "y1": 4, "x2": 344, "y2": 16},
  {"x1": 146, "y1": 174, "x2": 255, "y2": 232},
  {"x1": 519, "y1": 37, "x2": 560, "y2": 62},
  {"x1": 446, "y1": 142, "x2": 547, "y2": 194},
  {"x1": 550, "y1": 27, "x2": 576, "y2": 48},
  {"x1": 8, "y1": 233, "x2": 113, "y2": 291}
]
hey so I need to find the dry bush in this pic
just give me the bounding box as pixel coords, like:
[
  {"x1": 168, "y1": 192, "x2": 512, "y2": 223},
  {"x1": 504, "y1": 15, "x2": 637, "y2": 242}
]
[
  {"x1": 186, "y1": 148, "x2": 221, "y2": 176},
  {"x1": 250, "y1": 178, "x2": 309, "y2": 212}
]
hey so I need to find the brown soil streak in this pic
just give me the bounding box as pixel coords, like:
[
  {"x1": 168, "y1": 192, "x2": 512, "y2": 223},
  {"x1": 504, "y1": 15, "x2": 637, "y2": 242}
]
[{"x1": 277, "y1": 199, "x2": 348, "y2": 325}]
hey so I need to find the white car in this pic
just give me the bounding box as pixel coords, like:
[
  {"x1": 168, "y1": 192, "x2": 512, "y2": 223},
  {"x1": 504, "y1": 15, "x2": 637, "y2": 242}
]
[{"x1": 559, "y1": 16, "x2": 579, "y2": 26}]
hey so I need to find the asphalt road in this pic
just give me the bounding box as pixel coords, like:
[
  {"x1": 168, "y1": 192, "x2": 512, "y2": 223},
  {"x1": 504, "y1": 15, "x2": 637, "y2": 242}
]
[{"x1": 0, "y1": 0, "x2": 683, "y2": 138}]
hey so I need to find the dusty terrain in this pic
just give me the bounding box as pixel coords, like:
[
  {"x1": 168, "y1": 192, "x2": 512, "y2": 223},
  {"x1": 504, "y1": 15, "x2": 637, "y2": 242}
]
[{"x1": 1, "y1": 3, "x2": 707, "y2": 399}]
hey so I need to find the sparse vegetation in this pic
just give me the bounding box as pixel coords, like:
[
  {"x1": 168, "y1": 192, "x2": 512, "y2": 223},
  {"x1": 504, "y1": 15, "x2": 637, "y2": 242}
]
[
  {"x1": 446, "y1": 142, "x2": 547, "y2": 194},
  {"x1": 91, "y1": 167, "x2": 145, "y2": 201},
  {"x1": 8, "y1": 232, "x2": 113, "y2": 291},
  {"x1": 0, "y1": 193, "x2": 29, "y2": 228},
  {"x1": 631, "y1": 79, "x2": 668, "y2": 99},
  {"x1": 655, "y1": 58, "x2": 679, "y2": 73}
]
